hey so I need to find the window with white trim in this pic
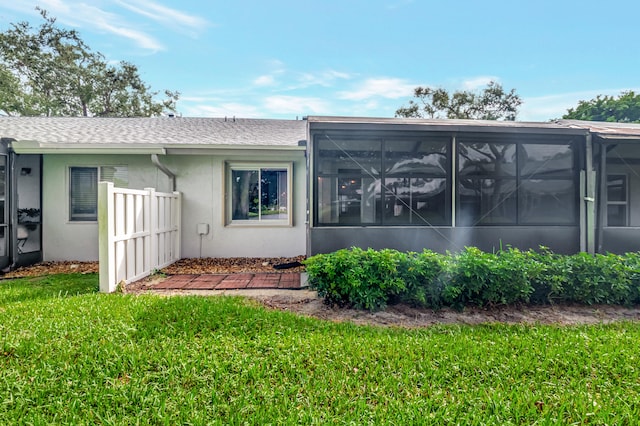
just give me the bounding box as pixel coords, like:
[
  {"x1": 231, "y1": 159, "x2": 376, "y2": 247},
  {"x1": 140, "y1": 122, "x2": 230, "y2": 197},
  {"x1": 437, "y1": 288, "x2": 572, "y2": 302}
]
[
  {"x1": 69, "y1": 166, "x2": 128, "y2": 222},
  {"x1": 227, "y1": 163, "x2": 292, "y2": 225}
]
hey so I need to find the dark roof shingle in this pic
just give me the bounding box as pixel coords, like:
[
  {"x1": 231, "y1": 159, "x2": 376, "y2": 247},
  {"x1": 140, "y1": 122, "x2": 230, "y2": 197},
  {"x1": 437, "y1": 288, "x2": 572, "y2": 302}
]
[{"x1": 0, "y1": 117, "x2": 307, "y2": 147}]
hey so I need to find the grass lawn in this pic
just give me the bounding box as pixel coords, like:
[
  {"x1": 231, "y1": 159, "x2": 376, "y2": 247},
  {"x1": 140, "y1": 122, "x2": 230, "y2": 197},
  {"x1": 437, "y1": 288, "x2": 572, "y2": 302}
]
[{"x1": 1, "y1": 274, "x2": 639, "y2": 424}]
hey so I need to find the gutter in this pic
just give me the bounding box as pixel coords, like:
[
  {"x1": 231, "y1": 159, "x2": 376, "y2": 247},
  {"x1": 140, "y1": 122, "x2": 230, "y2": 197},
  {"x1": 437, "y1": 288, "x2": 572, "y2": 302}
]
[
  {"x1": 11, "y1": 140, "x2": 166, "y2": 155},
  {"x1": 151, "y1": 154, "x2": 176, "y2": 191}
]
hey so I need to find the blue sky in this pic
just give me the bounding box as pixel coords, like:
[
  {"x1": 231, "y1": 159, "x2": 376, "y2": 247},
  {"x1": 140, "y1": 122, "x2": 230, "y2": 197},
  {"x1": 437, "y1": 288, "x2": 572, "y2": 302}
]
[{"x1": 1, "y1": 0, "x2": 639, "y2": 121}]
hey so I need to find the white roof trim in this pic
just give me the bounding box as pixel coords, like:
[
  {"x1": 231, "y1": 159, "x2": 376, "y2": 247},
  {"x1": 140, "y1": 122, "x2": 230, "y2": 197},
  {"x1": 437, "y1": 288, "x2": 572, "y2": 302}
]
[
  {"x1": 10, "y1": 140, "x2": 167, "y2": 155},
  {"x1": 10, "y1": 140, "x2": 305, "y2": 154}
]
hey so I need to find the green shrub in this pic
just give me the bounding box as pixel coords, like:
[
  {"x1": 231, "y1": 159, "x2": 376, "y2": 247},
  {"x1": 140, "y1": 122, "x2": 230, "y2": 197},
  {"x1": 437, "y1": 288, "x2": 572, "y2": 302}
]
[
  {"x1": 525, "y1": 248, "x2": 568, "y2": 304},
  {"x1": 443, "y1": 247, "x2": 533, "y2": 307},
  {"x1": 558, "y1": 252, "x2": 633, "y2": 305},
  {"x1": 304, "y1": 249, "x2": 356, "y2": 307},
  {"x1": 304, "y1": 247, "x2": 405, "y2": 311},
  {"x1": 623, "y1": 251, "x2": 640, "y2": 304},
  {"x1": 305, "y1": 246, "x2": 640, "y2": 311},
  {"x1": 396, "y1": 250, "x2": 447, "y2": 309}
]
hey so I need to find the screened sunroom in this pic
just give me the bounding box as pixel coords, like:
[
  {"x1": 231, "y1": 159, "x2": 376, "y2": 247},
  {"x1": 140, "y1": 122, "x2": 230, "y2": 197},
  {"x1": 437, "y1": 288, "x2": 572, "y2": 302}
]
[
  {"x1": 307, "y1": 117, "x2": 590, "y2": 255},
  {"x1": 0, "y1": 140, "x2": 42, "y2": 271},
  {"x1": 591, "y1": 122, "x2": 640, "y2": 254}
]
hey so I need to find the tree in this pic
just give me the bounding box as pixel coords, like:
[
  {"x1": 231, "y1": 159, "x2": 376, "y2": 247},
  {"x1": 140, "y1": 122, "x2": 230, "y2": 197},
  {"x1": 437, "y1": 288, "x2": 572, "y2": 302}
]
[
  {"x1": 0, "y1": 9, "x2": 178, "y2": 117},
  {"x1": 562, "y1": 91, "x2": 640, "y2": 123},
  {"x1": 395, "y1": 81, "x2": 522, "y2": 121}
]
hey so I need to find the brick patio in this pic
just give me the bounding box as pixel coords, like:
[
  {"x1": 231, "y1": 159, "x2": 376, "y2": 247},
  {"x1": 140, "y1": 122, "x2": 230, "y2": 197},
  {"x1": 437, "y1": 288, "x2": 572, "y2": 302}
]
[{"x1": 151, "y1": 273, "x2": 303, "y2": 290}]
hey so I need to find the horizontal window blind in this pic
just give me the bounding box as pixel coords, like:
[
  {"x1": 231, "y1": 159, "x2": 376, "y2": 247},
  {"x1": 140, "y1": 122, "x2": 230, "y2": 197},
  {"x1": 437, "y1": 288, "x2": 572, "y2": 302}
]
[
  {"x1": 69, "y1": 166, "x2": 128, "y2": 222},
  {"x1": 70, "y1": 167, "x2": 98, "y2": 221}
]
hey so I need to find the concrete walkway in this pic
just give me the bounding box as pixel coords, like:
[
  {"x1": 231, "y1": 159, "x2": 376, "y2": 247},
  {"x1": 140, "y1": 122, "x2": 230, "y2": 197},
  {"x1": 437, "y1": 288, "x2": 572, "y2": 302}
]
[{"x1": 152, "y1": 273, "x2": 303, "y2": 290}]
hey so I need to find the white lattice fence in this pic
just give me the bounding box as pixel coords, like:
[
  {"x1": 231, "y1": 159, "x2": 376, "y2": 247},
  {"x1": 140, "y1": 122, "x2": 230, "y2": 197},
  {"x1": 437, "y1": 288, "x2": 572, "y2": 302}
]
[{"x1": 98, "y1": 182, "x2": 181, "y2": 293}]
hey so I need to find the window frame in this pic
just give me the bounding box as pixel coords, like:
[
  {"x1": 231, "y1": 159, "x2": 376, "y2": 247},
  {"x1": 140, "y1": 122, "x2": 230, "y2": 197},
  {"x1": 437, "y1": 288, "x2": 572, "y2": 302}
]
[
  {"x1": 313, "y1": 134, "x2": 451, "y2": 227},
  {"x1": 456, "y1": 138, "x2": 578, "y2": 226},
  {"x1": 68, "y1": 165, "x2": 128, "y2": 223},
  {"x1": 606, "y1": 173, "x2": 629, "y2": 227},
  {"x1": 225, "y1": 161, "x2": 293, "y2": 227}
]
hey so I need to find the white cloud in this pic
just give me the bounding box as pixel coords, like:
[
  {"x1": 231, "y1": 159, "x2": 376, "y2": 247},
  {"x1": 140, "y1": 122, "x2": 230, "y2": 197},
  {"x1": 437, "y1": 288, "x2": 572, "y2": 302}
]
[
  {"x1": 114, "y1": 0, "x2": 209, "y2": 36},
  {"x1": 296, "y1": 70, "x2": 351, "y2": 87},
  {"x1": 338, "y1": 78, "x2": 415, "y2": 101},
  {"x1": 278, "y1": 69, "x2": 352, "y2": 91},
  {"x1": 265, "y1": 59, "x2": 287, "y2": 72},
  {"x1": 96, "y1": 21, "x2": 164, "y2": 51},
  {"x1": 2, "y1": 1, "x2": 166, "y2": 51},
  {"x1": 2, "y1": 0, "x2": 208, "y2": 51},
  {"x1": 253, "y1": 75, "x2": 276, "y2": 87},
  {"x1": 249, "y1": 64, "x2": 352, "y2": 92}
]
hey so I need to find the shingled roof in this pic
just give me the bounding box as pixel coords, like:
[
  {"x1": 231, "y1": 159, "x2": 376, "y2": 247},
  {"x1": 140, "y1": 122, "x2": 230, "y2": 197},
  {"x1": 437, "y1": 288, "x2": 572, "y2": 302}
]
[
  {"x1": 556, "y1": 119, "x2": 640, "y2": 139},
  {"x1": 0, "y1": 116, "x2": 307, "y2": 148},
  {"x1": 5, "y1": 116, "x2": 640, "y2": 155}
]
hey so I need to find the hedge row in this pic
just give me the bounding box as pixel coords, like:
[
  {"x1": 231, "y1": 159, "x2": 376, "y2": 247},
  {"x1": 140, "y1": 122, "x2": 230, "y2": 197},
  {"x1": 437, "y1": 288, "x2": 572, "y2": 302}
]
[{"x1": 303, "y1": 247, "x2": 640, "y2": 311}]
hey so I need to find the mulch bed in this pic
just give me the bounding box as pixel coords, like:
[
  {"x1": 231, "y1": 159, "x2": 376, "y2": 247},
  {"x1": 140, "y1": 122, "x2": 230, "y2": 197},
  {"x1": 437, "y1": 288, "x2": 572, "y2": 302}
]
[{"x1": 1, "y1": 256, "x2": 306, "y2": 279}]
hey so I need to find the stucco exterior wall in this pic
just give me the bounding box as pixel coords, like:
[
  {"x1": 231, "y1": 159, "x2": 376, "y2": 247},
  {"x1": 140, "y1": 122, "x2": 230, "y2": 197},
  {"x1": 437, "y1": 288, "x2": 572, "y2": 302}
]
[
  {"x1": 42, "y1": 151, "x2": 306, "y2": 261},
  {"x1": 163, "y1": 153, "x2": 306, "y2": 258}
]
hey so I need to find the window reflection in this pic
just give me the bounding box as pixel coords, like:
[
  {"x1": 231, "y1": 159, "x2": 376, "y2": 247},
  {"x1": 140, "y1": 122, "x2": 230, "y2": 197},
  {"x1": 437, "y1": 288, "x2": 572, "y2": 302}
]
[
  {"x1": 316, "y1": 136, "x2": 448, "y2": 226},
  {"x1": 458, "y1": 142, "x2": 516, "y2": 176},
  {"x1": 520, "y1": 144, "x2": 573, "y2": 177},
  {"x1": 316, "y1": 138, "x2": 381, "y2": 176},
  {"x1": 384, "y1": 177, "x2": 447, "y2": 225},
  {"x1": 232, "y1": 168, "x2": 288, "y2": 222},
  {"x1": 458, "y1": 179, "x2": 517, "y2": 225},
  {"x1": 385, "y1": 139, "x2": 447, "y2": 176},
  {"x1": 457, "y1": 141, "x2": 576, "y2": 226},
  {"x1": 519, "y1": 179, "x2": 575, "y2": 224}
]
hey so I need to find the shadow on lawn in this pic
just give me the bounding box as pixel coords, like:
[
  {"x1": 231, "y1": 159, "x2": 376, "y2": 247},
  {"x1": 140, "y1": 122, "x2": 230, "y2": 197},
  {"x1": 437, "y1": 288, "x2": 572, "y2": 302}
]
[{"x1": 0, "y1": 273, "x2": 98, "y2": 305}]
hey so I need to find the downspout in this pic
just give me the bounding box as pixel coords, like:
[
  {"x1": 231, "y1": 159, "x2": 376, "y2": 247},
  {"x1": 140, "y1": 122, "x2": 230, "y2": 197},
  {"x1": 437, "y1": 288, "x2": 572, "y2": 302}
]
[
  {"x1": 303, "y1": 136, "x2": 311, "y2": 258},
  {"x1": 151, "y1": 154, "x2": 176, "y2": 191}
]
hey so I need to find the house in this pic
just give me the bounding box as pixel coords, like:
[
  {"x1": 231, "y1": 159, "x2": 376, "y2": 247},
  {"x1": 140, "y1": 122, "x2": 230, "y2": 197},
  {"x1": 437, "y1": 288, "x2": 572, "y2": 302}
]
[
  {"x1": 0, "y1": 117, "x2": 307, "y2": 271},
  {"x1": 1, "y1": 115, "x2": 640, "y2": 273}
]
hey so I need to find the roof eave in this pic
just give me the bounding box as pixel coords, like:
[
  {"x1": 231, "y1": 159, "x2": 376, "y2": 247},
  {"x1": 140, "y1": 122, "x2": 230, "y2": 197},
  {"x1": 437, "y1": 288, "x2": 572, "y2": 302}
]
[
  {"x1": 593, "y1": 134, "x2": 640, "y2": 141},
  {"x1": 307, "y1": 117, "x2": 588, "y2": 136},
  {"x1": 162, "y1": 143, "x2": 306, "y2": 151},
  {"x1": 10, "y1": 141, "x2": 306, "y2": 154},
  {"x1": 10, "y1": 141, "x2": 167, "y2": 155}
]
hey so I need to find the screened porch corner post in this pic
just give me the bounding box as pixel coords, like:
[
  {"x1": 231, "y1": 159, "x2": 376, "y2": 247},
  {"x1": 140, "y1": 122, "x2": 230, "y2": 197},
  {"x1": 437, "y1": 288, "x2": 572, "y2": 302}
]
[
  {"x1": 597, "y1": 140, "x2": 607, "y2": 253},
  {"x1": 585, "y1": 133, "x2": 596, "y2": 255}
]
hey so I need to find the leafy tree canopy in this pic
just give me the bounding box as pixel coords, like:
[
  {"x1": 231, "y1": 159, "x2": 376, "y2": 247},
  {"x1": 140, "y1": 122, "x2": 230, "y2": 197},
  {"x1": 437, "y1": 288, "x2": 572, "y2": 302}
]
[
  {"x1": 395, "y1": 81, "x2": 522, "y2": 121},
  {"x1": 562, "y1": 91, "x2": 640, "y2": 123},
  {"x1": 0, "y1": 9, "x2": 178, "y2": 117}
]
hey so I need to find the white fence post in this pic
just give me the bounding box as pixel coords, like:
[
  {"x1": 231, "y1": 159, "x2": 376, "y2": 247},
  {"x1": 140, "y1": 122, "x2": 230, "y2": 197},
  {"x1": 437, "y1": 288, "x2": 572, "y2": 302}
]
[
  {"x1": 149, "y1": 188, "x2": 158, "y2": 270},
  {"x1": 98, "y1": 182, "x2": 116, "y2": 293},
  {"x1": 144, "y1": 188, "x2": 153, "y2": 273}
]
